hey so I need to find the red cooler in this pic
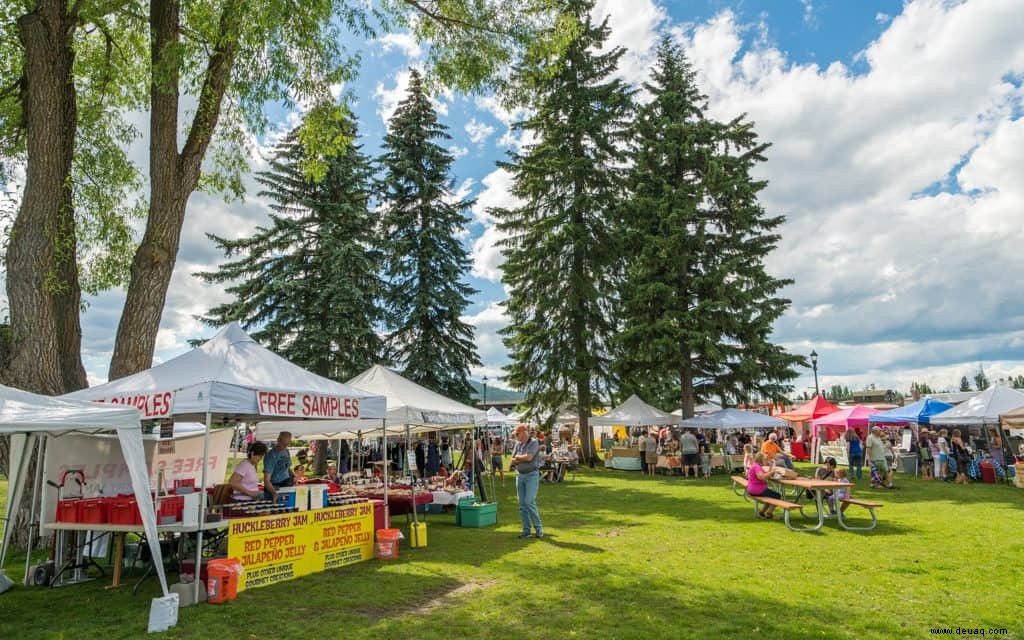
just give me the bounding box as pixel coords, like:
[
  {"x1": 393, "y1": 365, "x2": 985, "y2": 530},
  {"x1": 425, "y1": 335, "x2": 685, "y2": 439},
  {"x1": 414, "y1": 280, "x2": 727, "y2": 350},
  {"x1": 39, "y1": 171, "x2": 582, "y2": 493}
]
[
  {"x1": 979, "y1": 461, "x2": 996, "y2": 484},
  {"x1": 370, "y1": 499, "x2": 390, "y2": 531}
]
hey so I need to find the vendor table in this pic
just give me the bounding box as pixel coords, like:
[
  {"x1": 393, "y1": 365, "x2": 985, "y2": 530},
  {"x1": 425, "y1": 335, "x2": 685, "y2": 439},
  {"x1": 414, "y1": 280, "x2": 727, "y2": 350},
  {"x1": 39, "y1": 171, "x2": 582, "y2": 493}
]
[
  {"x1": 355, "y1": 490, "x2": 433, "y2": 516},
  {"x1": 818, "y1": 445, "x2": 847, "y2": 465},
  {"x1": 43, "y1": 520, "x2": 224, "y2": 589},
  {"x1": 606, "y1": 447, "x2": 641, "y2": 471},
  {"x1": 430, "y1": 490, "x2": 474, "y2": 506}
]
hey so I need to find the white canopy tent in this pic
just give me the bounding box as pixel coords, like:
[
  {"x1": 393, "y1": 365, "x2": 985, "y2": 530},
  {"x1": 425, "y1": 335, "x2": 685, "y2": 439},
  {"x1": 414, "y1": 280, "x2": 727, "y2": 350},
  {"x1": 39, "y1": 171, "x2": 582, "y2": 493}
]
[
  {"x1": 591, "y1": 395, "x2": 680, "y2": 427},
  {"x1": 254, "y1": 364, "x2": 485, "y2": 438},
  {"x1": 62, "y1": 323, "x2": 386, "y2": 603},
  {"x1": 929, "y1": 384, "x2": 1024, "y2": 427},
  {"x1": 486, "y1": 407, "x2": 510, "y2": 425},
  {"x1": 0, "y1": 385, "x2": 168, "y2": 607},
  {"x1": 678, "y1": 408, "x2": 788, "y2": 430},
  {"x1": 671, "y1": 402, "x2": 723, "y2": 417}
]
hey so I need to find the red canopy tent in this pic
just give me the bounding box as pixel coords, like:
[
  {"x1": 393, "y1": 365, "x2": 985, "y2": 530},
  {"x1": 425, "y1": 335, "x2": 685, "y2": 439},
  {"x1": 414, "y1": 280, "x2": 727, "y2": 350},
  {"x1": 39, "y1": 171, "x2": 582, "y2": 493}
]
[{"x1": 777, "y1": 396, "x2": 839, "y2": 422}]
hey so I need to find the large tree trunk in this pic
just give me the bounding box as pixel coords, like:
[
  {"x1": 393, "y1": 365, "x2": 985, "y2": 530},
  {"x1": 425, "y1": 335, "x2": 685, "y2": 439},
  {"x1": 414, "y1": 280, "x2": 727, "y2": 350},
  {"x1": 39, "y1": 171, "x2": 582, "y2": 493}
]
[
  {"x1": 108, "y1": 0, "x2": 242, "y2": 380},
  {"x1": 3, "y1": 0, "x2": 86, "y2": 550},
  {"x1": 679, "y1": 359, "x2": 695, "y2": 419}
]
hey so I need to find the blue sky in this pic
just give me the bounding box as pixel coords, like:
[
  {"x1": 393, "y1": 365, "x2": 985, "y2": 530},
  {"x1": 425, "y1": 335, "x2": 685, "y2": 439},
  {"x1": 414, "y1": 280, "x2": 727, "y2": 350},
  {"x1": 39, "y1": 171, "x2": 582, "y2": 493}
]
[{"x1": 24, "y1": 0, "x2": 1024, "y2": 403}]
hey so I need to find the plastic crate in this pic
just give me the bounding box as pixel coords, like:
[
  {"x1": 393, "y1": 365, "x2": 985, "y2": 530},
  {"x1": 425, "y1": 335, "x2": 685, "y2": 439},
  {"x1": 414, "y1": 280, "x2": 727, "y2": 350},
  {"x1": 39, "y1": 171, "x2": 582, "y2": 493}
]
[
  {"x1": 77, "y1": 498, "x2": 108, "y2": 524},
  {"x1": 108, "y1": 496, "x2": 143, "y2": 525},
  {"x1": 56, "y1": 499, "x2": 80, "y2": 523},
  {"x1": 458, "y1": 502, "x2": 497, "y2": 528}
]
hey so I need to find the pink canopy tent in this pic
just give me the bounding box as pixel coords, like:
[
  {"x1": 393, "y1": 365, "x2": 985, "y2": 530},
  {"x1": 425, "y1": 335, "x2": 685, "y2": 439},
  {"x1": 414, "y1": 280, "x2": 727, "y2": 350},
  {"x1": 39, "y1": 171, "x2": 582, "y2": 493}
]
[{"x1": 812, "y1": 405, "x2": 880, "y2": 442}]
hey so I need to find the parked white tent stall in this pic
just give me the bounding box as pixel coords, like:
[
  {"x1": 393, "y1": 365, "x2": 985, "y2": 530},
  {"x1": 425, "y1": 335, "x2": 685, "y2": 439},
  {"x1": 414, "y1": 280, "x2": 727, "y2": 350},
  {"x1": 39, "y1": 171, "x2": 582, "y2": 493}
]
[
  {"x1": 678, "y1": 408, "x2": 788, "y2": 430},
  {"x1": 256, "y1": 365, "x2": 488, "y2": 521},
  {"x1": 0, "y1": 384, "x2": 175, "y2": 629},
  {"x1": 62, "y1": 323, "x2": 386, "y2": 604},
  {"x1": 591, "y1": 395, "x2": 679, "y2": 470}
]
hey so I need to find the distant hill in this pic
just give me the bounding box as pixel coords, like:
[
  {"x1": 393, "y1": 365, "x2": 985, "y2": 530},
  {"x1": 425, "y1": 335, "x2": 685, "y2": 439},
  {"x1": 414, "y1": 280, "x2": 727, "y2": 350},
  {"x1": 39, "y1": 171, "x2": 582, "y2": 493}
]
[{"x1": 469, "y1": 380, "x2": 524, "y2": 404}]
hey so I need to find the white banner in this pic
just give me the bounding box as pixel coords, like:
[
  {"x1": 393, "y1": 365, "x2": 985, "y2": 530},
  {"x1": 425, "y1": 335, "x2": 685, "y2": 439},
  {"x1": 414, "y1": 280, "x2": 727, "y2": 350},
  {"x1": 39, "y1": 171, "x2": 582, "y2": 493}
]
[
  {"x1": 257, "y1": 390, "x2": 363, "y2": 419},
  {"x1": 92, "y1": 391, "x2": 174, "y2": 419},
  {"x1": 41, "y1": 429, "x2": 232, "y2": 524}
]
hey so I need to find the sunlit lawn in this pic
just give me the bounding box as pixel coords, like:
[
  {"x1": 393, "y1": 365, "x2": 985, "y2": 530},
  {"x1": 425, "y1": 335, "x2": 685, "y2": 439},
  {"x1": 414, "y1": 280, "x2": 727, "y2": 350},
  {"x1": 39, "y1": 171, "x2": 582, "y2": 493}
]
[{"x1": 1, "y1": 464, "x2": 1023, "y2": 639}]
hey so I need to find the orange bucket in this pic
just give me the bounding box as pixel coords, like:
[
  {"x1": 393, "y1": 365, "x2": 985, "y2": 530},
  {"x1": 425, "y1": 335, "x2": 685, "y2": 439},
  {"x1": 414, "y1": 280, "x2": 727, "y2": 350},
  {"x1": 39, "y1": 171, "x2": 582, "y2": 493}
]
[
  {"x1": 376, "y1": 528, "x2": 400, "y2": 560},
  {"x1": 206, "y1": 558, "x2": 243, "y2": 604}
]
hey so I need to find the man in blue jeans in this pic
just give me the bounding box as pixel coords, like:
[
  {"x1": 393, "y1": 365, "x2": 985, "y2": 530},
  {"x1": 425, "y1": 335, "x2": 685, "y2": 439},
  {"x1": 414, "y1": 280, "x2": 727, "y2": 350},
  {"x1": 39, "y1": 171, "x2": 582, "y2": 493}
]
[{"x1": 511, "y1": 425, "x2": 544, "y2": 538}]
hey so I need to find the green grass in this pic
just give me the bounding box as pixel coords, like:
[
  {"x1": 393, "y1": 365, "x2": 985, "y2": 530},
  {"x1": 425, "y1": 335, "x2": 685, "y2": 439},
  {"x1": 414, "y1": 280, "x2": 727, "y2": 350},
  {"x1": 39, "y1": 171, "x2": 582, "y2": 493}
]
[{"x1": 1, "y1": 465, "x2": 1023, "y2": 639}]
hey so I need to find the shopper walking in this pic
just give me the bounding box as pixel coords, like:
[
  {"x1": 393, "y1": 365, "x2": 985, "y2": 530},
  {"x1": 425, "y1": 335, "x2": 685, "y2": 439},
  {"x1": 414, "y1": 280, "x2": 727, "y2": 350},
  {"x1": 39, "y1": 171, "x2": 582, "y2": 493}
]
[{"x1": 845, "y1": 428, "x2": 864, "y2": 481}]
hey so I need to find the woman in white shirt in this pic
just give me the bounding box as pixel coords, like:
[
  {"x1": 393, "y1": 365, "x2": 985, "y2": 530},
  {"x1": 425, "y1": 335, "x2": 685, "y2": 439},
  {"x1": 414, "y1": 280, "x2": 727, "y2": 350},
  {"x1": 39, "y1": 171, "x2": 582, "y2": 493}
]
[{"x1": 230, "y1": 441, "x2": 268, "y2": 501}]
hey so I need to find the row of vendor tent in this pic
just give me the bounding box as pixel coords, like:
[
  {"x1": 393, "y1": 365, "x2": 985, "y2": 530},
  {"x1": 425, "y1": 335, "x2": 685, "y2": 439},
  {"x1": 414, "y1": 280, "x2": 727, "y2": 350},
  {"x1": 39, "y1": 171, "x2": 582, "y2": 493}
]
[
  {"x1": 2, "y1": 323, "x2": 488, "y2": 626},
  {"x1": 0, "y1": 385, "x2": 170, "y2": 609},
  {"x1": 254, "y1": 364, "x2": 486, "y2": 440},
  {"x1": 589, "y1": 394, "x2": 789, "y2": 430}
]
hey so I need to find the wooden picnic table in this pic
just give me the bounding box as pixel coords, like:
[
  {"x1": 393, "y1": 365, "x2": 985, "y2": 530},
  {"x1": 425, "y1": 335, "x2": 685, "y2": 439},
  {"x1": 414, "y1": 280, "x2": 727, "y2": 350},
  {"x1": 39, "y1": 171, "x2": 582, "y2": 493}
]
[{"x1": 772, "y1": 477, "x2": 880, "y2": 532}]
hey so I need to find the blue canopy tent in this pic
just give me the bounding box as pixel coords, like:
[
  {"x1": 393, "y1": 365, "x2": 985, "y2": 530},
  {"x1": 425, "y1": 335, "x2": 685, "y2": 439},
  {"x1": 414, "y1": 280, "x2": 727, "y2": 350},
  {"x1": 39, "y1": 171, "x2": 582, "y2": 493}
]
[{"x1": 868, "y1": 398, "x2": 954, "y2": 425}]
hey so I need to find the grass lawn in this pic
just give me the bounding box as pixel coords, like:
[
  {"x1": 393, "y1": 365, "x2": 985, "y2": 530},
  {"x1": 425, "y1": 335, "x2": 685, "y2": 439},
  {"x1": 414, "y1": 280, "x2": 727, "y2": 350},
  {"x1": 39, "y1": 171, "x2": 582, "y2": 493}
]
[{"x1": 1, "y1": 464, "x2": 1022, "y2": 639}]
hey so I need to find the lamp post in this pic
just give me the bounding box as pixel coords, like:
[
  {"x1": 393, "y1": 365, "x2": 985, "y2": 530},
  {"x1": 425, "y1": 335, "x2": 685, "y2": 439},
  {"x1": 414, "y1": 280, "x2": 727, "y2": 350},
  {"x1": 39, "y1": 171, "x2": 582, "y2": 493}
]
[
  {"x1": 482, "y1": 375, "x2": 488, "y2": 408},
  {"x1": 810, "y1": 350, "x2": 820, "y2": 398}
]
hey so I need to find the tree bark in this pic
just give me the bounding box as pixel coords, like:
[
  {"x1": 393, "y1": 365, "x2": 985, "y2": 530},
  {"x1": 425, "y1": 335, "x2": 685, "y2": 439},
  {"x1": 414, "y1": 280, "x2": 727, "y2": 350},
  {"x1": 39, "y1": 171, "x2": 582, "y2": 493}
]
[
  {"x1": 679, "y1": 360, "x2": 695, "y2": 419},
  {"x1": 3, "y1": 0, "x2": 86, "y2": 549},
  {"x1": 6, "y1": 1, "x2": 86, "y2": 396},
  {"x1": 108, "y1": 0, "x2": 243, "y2": 380}
]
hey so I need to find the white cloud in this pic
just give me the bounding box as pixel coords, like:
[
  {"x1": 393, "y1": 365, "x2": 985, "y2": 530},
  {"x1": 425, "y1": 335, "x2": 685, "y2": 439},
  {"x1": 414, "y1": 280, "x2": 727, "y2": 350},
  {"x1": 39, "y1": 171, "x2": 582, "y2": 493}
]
[
  {"x1": 449, "y1": 144, "x2": 469, "y2": 159},
  {"x1": 374, "y1": 32, "x2": 422, "y2": 59},
  {"x1": 592, "y1": 0, "x2": 666, "y2": 85},
  {"x1": 374, "y1": 69, "x2": 413, "y2": 123},
  {"x1": 464, "y1": 118, "x2": 495, "y2": 146},
  {"x1": 468, "y1": 168, "x2": 522, "y2": 282},
  {"x1": 463, "y1": 301, "x2": 511, "y2": 384}
]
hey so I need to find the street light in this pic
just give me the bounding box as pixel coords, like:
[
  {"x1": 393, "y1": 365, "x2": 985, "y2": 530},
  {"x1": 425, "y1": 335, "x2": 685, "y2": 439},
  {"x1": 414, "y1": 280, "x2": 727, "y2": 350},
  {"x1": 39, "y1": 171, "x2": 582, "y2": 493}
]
[
  {"x1": 482, "y1": 375, "x2": 488, "y2": 407},
  {"x1": 810, "y1": 350, "x2": 820, "y2": 398}
]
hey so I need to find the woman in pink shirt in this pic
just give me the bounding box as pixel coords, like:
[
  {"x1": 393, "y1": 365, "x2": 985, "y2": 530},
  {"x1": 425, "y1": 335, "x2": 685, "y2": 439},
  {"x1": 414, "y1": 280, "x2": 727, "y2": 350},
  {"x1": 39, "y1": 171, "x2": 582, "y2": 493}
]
[
  {"x1": 747, "y1": 452, "x2": 781, "y2": 519},
  {"x1": 229, "y1": 441, "x2": 267, "y2": 501}
]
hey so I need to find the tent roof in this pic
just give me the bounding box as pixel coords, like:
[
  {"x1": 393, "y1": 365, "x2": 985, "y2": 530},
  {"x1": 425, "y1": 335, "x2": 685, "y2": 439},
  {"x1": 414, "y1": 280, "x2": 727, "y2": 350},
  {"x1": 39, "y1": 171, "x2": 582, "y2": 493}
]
[
  {"x1": 63, "y1": 323, "x2": 386, "y2": 422},
  {"x1": 0, "y1": 383, "x2": 141, "y2": 434},
  {"x1": 776, "y1": 396, "x2": 839, "y2": 422},
  {"x1": 486, "y1": 407, "x2": 510, "y2": 424},
  {"x1": 812, "y1": 405, "x2": 880, "y2": 428},
  {"x1": 678, "y1": 408, "x2": 788, "y2": 430},
  {"x1": 255, "y1": 365, "x2": 485, "y2": 439},
  {"x1": 671, "y1": 402, "x2": 723, "y2": 417},
  {"x1": 868, "y1": 398, "x2": 954, "y2": 425},
  {"x1": 931, "y1": 384, "x2": 1024, "y2": 426},
  {"x1": 590, "y1": 395, "x2": 679, "y2": 426}
]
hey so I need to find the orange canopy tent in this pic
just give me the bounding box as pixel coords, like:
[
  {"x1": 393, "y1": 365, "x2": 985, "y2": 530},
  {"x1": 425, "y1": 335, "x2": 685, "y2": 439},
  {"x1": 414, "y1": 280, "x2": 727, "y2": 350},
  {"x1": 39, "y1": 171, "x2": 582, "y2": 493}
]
[{"x1": 776, "y1": 396, "x2": 839, "y2": 422}]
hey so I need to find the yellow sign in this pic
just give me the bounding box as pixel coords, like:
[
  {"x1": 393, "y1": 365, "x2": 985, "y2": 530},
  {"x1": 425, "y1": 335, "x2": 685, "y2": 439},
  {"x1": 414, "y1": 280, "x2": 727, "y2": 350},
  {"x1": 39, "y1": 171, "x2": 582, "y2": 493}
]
[{"x1": 227, "y1": 502, "x2": 374, "y2": 592}]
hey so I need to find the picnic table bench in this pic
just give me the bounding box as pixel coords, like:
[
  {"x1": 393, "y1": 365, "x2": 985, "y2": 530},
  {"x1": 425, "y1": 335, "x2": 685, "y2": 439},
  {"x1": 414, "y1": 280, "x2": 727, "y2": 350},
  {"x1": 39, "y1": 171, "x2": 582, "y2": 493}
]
[
  {"x1": 837, "y1": 497, "x2": 884, "y2": 531},
  {"x1": 730, "y1": 476, "x2": 885, "y2": 532}
]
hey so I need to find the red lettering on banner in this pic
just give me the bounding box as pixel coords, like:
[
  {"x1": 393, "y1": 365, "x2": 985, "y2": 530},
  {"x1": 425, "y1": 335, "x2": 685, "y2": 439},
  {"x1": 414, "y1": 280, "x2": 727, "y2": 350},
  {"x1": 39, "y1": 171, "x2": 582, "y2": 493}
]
[
  {"x1": 99, "y1": 391, "x2": 173, "y2": 418},
  {"x1": 259, "y1": 391, "x2": 299, "y2": 417}
]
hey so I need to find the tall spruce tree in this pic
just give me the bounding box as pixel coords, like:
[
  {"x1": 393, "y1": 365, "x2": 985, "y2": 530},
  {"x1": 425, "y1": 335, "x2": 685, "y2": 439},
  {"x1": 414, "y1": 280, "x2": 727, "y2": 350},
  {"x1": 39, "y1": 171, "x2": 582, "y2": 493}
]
[
  {"x1": 614, "y1": 38, "x2": 800, "y2": 417},
  {"x1": 494, "y1": 0, "x2": 633, "y2": 463},
  {"x1": 378, "y1": 69, "x2": 480, "y2": 403},
  {"x1": 197, "y1": 110, "x2": 384, "y2": 383}
]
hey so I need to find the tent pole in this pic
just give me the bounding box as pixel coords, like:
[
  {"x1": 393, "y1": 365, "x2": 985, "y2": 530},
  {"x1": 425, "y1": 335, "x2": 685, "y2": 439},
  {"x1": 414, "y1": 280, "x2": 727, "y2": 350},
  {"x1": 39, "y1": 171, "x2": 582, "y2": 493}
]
[
  {"x1": 193, "y1": 412, "x2": 212, "y2": 604},
  {"x1": 381, "y1": 420, "x2": 388, "y2": 506},
  {"x1": 17, "y1": 435, "x2": 43, "y2": 585},
  {"x1": 408, "y1": 424, "x2": 419, "y2": 541}
]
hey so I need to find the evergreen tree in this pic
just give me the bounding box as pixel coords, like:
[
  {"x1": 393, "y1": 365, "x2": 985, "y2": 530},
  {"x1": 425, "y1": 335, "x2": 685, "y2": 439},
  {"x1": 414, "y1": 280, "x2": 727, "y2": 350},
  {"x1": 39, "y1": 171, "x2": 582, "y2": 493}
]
[
  {"x1": 197, "y1": 110, "x2": 384, "y2": 382},
  {"x1": 494, "y1": 0, "x2": 633, "y2": 463},
  {"x1": 959, "y1": 376, "x2": 972, "y2": 392},
  {"x1": 973, "y1": 367, "x2": 990, "y2": 392},
  {"x1": 613, "y1": 37, "x2": 800, "y2": 417},
  {"x1": 378, "y1": 70, "x2": 480, "y2": 403}
]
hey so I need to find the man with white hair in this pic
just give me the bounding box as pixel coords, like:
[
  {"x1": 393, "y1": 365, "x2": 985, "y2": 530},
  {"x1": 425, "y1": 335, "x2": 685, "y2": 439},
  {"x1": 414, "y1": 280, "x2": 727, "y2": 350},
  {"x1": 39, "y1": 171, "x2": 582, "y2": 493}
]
[{"x1": 510, "y1": 424, "x2": 544, "y2": 538}]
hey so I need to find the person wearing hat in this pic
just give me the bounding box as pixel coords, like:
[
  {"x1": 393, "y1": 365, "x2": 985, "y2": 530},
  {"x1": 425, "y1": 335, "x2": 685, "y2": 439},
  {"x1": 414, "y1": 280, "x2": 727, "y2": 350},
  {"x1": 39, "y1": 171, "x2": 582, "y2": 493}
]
[{"x1": 866, "y1": 426, "x2": 894, "y2": 489}]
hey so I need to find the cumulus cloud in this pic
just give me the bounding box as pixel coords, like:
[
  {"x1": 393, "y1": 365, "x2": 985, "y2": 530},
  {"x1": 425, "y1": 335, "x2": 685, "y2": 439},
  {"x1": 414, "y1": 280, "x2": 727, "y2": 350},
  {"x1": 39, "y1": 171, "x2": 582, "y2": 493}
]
[
  {"x1": 670, "y1": 0, "x2": 1024, "y2": 394},
  {"x1": 462, "y1": 300, "x2": 512, "y2": 386},
  {"x1": 373, "y1": 32, "x2": 422, "y2": 59},
  {"x1": 464, "y1": 118, "x2": 495, "y2": 146}
]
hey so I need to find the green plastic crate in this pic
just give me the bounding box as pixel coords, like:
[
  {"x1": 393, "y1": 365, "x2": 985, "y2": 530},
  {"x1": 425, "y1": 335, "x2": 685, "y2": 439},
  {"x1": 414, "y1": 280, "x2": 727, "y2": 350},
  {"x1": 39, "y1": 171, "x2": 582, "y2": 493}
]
[{"x1": 458, "y1": 502, "x2": 497, "y2": 528}]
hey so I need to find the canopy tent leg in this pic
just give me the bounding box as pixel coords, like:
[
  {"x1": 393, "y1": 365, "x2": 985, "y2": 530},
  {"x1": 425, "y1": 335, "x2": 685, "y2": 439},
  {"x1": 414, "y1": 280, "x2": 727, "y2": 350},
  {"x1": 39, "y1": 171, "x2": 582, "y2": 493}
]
[
  {"x1": 382, "y1": 420, "x2": 388, "y2": 506},
  {"x1": 192, "y1": 412, "x2": 212, "y2": 605},
  {"x1": 23, "y1": 435, "x2": 45, "y2": 586}
]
